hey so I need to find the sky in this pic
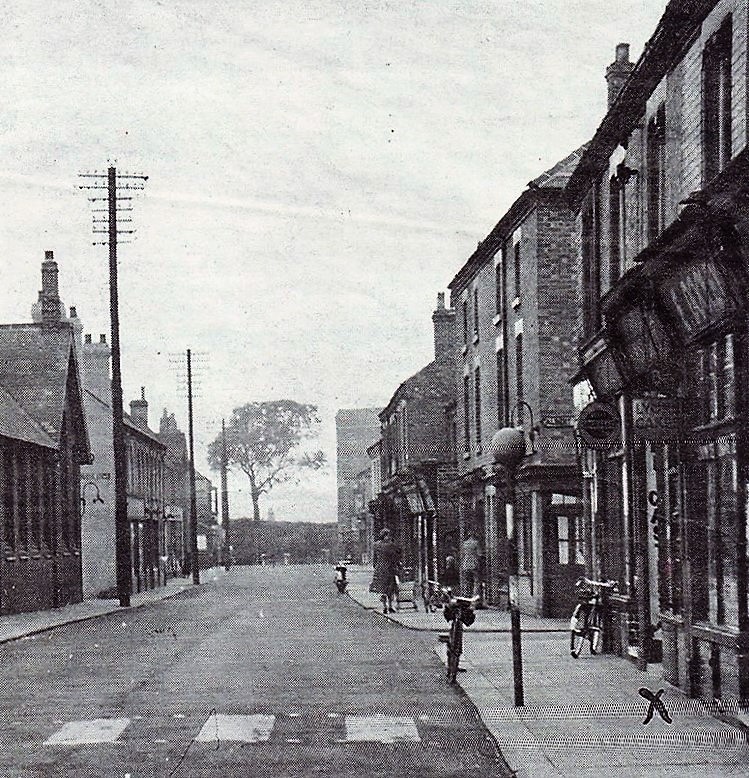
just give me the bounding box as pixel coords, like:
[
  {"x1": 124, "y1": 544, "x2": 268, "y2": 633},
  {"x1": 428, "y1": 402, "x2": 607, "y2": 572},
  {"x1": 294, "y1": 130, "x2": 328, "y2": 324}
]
[{"x1": 0, "y1": 1, "x2": 667, "y2": 522}]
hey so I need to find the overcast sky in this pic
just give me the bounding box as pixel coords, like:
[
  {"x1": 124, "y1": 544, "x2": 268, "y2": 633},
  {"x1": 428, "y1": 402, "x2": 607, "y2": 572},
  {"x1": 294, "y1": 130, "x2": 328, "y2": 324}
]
[{"x1": 0, "y1": 1, "x2": 666, "y2": 522}]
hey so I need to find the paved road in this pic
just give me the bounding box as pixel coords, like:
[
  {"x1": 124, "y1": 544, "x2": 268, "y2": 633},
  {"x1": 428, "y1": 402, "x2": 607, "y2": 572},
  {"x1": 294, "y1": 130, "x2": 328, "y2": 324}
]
[{"x1": 0, "y1": 565, "x2": 511, "y2": 777}]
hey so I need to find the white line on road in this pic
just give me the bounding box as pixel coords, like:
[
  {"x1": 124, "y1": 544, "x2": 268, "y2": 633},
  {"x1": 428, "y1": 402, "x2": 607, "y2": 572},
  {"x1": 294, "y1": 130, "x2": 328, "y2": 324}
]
[
  {"x1": 44, "y1": 718, "x2": 130, "y2": 745},
  {"x1": 344, "y1": 715, "x2": 420, "y2": 743},
  {"x1": 195, "y1": 714, "x2": 276, "y2": 743}
]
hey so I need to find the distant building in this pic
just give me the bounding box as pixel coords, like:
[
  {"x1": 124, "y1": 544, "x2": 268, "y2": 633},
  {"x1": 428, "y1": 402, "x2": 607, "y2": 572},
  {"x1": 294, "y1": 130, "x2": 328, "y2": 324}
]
[
  {"x1": 335, "y1": 407, "x2": 380, "y2": 560},
  {"x1": 375, "y1": 293, "x2": 458, "y2": 586},
  {"x1": 0, "y1": 253, "x2": 91, "y2": 615}
]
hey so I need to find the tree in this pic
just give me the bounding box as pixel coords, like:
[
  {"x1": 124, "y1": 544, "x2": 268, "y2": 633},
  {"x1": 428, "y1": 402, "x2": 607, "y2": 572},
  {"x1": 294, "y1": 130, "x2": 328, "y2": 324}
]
[{"x1": 207, "y1": 400, "x2": 326, "y2": 523}]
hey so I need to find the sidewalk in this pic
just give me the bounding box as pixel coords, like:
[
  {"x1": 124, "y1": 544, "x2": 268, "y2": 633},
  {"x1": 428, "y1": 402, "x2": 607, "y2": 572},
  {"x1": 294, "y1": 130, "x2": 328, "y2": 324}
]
[
  {"x1": 0, "y1": 568, "x2": 227, "y2": 645},
  {"x1": 346, "y1": 566, "x2": 749, "y2": 778}
]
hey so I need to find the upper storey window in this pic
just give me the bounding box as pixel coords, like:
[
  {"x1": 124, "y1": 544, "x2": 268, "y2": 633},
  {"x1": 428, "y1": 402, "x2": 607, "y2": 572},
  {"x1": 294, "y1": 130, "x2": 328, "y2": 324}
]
[
  {"x1": 703, "y1": 17, "x2": 732, "y2": 184},
  {"x1": 647, "y1": 104, "x2": 666, "y2": 243}
]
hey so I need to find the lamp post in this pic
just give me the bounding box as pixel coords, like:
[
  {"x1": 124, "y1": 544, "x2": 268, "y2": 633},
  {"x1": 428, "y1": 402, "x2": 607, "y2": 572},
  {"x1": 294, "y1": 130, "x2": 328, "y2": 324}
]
[{"x1": 490, "y1": 424, "x2": 528, "y2": 708}]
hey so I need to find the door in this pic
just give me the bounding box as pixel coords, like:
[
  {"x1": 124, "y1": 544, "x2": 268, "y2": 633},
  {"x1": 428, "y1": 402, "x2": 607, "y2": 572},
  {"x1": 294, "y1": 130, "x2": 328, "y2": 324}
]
[{"x1": 543, "y1": 496, "x2": 584, "y2": 617}]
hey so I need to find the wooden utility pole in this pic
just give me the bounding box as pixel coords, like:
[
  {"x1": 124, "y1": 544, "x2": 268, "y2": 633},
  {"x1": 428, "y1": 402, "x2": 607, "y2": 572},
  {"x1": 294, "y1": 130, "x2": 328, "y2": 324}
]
[
  {"x1": 221, "y1": 418, "x2": 231, "y2": 570},
  {"x1": 187, "y1": 348, "x2": 200, "y2": 585},
  {"x1": 79, "y1": 166, "x2": 147, "y2": 608}
]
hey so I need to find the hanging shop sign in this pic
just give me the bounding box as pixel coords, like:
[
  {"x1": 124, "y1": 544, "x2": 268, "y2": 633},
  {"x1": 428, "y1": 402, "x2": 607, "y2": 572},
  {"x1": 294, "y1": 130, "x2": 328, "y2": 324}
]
[
  {"x1": 576, "y1": 401, "x2": 621, "y2": 448},
  {"x1": 632, "y1": 397, "x2": 700, "y2": 442}
]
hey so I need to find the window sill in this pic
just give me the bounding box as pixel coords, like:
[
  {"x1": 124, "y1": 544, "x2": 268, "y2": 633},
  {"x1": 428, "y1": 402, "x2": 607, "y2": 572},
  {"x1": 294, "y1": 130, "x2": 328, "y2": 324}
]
[
  {"x1": 511, "y1": 296, "x2": 521, "y2": 309},
  {"x1": 492, "y1": 314, "x2": 502, "y2": 327},
  {"x1": 461, "y1": 344, "x2": 468, "y2": 355},
  {"x1": 472, "y1": 333, "x2": 479, "y2": 345},
  {"x1": 475, "y1": 445, "x2": 483, "y2": 456},
  {"x1": 462, "y1": 452, "x2": 471, "y2": 460}
]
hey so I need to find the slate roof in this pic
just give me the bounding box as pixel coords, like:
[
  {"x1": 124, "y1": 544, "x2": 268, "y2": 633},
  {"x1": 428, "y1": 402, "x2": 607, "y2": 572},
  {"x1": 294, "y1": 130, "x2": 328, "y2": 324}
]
[
  {"x1": 530, "y1": 144, "x2": 588, "y2": 189},
  {"x1": 0, "y1": 385, "x2": 56, "y2": 448},
  {"x1": 0, "y1": 323, "x2": 87, "y2": 451}
]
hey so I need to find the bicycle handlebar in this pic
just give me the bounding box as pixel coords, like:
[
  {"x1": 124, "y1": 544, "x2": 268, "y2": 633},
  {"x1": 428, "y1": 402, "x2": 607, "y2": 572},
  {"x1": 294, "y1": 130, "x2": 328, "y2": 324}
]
[{"x1": 577, "y1": 577, "x2": 617, "y2": 590}]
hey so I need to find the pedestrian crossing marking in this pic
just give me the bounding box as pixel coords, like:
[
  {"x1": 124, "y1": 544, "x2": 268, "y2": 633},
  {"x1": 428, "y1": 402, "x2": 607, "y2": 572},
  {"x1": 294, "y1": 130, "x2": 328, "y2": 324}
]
[
  {"x1": 344, "y1": 715, "x2": 420, "y2": 743},
  {"x1": 194, "y1": 714, "x2": 275, "y2": 743},
  {"x1": 44, "y1": 718, "x2": 130, "y2": 745}
]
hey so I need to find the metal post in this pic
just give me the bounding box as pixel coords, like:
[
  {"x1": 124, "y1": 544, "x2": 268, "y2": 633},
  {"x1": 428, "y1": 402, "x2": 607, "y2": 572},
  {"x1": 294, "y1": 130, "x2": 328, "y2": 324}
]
[
  {"x1": 187, "y1": 349, "x2": 200, "y2": 585},
  {"x1": 506, "y1": 468, "x2": 524, "y2": 707},
  {"x1": 109, "y1": 166, "x2": 131, "y2": 608},
  {"x1": 221, "y1": 418, "x2": 230, "y2": 570}
]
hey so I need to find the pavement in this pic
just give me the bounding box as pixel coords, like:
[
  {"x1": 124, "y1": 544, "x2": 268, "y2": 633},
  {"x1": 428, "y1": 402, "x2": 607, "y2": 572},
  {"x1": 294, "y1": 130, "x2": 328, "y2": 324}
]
[
  {"x1": 345, "y1": 565, "x2": 749, "y2": 778},
  {"x1": 0, "y1": 568, "x2": 227, "y2": 644}
]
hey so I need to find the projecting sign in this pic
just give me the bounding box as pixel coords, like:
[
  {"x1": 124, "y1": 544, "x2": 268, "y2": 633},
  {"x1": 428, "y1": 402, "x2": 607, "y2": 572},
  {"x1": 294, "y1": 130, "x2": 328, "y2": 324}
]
[
  {"x1": 576, "y1": 401, "x2": 621, "y2": 448},
  {"x1": 632, "y1": 397, "x2": 697, "y2": 441}
]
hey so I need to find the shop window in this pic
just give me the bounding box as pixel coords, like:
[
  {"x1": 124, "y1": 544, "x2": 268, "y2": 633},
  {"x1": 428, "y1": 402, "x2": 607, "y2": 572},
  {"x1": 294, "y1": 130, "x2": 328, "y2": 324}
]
[
  {"x1": 703, "y1": 17, "x2": 732, "y2": 184},
  {"x1": 557, "y1": 515, "x2": 570, "y2": 564}
]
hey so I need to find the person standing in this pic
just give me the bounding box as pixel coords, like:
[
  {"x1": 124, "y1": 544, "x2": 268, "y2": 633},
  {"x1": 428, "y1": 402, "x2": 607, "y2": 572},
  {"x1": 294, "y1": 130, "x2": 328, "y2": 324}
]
[
  {"x1": 371, "y1": 528, "x2": 400, "y2": 613},
  {"x1": 460, "y1": 533, "x2": 481, "y2": 597}
]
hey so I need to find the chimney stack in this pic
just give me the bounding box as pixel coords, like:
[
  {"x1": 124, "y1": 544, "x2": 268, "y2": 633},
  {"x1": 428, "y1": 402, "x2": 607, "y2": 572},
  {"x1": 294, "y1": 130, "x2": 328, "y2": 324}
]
[
  {"x1": 81, "y1": 333, "x2": 111, "y2": 400},
  {"x1": 129, "y1": 386, "x2": 149, "y2": 427},
  {"x1": 606, "y1": 43, "x2": 634, "y2": 109},
  {"x1": 40, "y1": 251, "x2": 62, "y2": 327},
  {"x1": 432, "y1": 292, "x2": 456, "y2": 362}
]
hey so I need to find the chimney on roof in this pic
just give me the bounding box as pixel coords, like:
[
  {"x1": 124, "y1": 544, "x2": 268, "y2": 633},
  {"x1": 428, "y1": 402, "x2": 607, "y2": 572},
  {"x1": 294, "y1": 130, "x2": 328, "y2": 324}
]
[
  {"x1": 606, "y1": 43, "x2": 634, "y2": 109},
  {"x1": 432, "y1": 292, "x2": 456, "y2": 362},
  {"x1": 81, "y1": 332, "x2": 111, "y2": 400},
  {"x1": 68, "y1": 305, "x2": 83, "y2": 345},
  {"x1": 130, "y1": 386, "x2": 148, "y2": 427},
  {"x1": 40, "y1": 251, "x2": 62, "y2": 327}
]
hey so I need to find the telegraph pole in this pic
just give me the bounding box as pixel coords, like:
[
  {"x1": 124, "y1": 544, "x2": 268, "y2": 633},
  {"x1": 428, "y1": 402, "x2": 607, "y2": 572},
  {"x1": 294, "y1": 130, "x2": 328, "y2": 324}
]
[
  {"x1": 187, "y1": 349, "x2": 200, "y2": 585},
  {"x1": 221, "y1": 418, "x2": 231, "y2": 570},
  {"x1": 79, "y1": 166, "x2": 147, "y2": 608}
]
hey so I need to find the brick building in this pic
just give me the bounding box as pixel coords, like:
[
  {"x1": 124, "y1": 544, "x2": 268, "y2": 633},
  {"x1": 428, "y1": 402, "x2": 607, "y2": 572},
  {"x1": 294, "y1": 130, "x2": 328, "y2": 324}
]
[
  {"x1": 0, "y1": 254, "x2": 90, "y2": 614},
  {"x1": 335, "y1": 407, "x2": 380, "y2": 560},
  {"x1": 448, "y1": 149, "x2": 584, "y2": 615},
  {"x1": 158, "y1": 409, "x2": 188, "y2": 576},
  {"x1": 567, "y1": 0, "x2": 749, "y2": 704},
  {"x1": 375, "y1": 294, "x2": 458, "y2": 587}
]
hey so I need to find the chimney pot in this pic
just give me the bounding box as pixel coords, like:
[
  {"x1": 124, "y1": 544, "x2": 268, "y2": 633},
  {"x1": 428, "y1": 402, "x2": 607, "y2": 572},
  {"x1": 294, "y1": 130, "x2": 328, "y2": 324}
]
[
  {"x1": 437, "y1": 292, "x2": 445, "y2": 310},
  {"x1": 616, "y1": 42, "x2": 630, "y2": 63},
  {"x1": 69, "y1": 306, "x2": 77, "y2": 318},
  {"x1": 100, "y1": 334, "x2": 106, "y2": 343},
  {"x1": 45, "y1": 250, "x2": 53, "y2": 260},
  {"x1": 85, "y1": 334, "x2": 92, "y2": 344}
]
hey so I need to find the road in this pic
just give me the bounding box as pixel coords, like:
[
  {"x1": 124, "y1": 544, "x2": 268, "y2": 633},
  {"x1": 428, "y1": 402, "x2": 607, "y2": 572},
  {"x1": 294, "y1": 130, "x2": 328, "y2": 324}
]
[{"x1": 0, "y1": 565, "x2": 511, "y2": 777}]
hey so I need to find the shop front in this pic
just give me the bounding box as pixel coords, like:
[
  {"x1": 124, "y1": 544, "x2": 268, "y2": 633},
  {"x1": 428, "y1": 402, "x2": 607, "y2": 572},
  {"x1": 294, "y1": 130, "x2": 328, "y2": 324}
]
[{"x1": 583, "y1": 200, "x2": 749, "y2": 702}]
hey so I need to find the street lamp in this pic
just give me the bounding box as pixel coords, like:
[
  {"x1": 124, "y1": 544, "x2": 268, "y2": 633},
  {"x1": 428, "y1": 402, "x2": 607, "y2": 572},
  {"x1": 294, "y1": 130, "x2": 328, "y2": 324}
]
[{"x1": 490, "y1": 412, "x2": 533, "y2": 708}]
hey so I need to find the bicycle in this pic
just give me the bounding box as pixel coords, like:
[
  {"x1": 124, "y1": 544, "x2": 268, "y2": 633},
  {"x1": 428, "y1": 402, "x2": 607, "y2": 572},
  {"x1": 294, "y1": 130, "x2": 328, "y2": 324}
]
[
  {"x1": 435, "y1": 585, "x2": 479, "y2": 683},
  {"x1": 569, "y1": 577, "x2": 617, "y2": 658}
]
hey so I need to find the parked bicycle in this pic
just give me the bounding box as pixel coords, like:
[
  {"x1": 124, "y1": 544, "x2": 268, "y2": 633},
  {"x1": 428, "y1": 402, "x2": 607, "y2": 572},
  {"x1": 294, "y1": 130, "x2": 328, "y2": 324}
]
[
  {"x1": 435, "y1": 584, "x2": 479, "y2": 683},
  {"x1": 569, "y1": 576, "x2": 617, "y2": 658}
]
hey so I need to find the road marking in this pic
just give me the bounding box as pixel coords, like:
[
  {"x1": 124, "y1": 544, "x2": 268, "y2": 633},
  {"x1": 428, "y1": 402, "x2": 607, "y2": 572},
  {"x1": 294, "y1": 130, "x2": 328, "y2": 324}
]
[
  {"x1": 195, "y1": 714, "x2": 275, "y2": 743},
  {"x1": 44, "y1": 718, "x2": 130, "y2": 745},
  {"x1": 344, "y1": 715, "x2": 420, "y2": 743}
]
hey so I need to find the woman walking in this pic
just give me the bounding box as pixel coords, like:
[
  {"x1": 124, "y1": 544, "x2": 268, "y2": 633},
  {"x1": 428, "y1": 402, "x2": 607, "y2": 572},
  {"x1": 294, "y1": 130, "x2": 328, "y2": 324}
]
[{"x1": 371, "y1": 528, "x2": 400, "y2": 613}]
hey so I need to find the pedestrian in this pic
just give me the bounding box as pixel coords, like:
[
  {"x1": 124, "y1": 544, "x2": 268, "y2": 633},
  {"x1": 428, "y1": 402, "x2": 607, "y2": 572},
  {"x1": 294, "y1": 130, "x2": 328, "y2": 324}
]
[
  {"x1": 460, "y1": 533, "x2": 482, "y2": 597},
  {"x1": 370, "y1": 528, "x2": 400, "y2": 614},
  {"x1": 442, "y1": 555, "x2": 460, "y2": 589}
]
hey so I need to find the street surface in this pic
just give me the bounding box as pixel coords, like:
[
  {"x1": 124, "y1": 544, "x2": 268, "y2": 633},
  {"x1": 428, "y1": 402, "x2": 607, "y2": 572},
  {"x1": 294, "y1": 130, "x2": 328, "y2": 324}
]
[{"x1": 0, "y1": 566, "x2": 510, "y2": 777}]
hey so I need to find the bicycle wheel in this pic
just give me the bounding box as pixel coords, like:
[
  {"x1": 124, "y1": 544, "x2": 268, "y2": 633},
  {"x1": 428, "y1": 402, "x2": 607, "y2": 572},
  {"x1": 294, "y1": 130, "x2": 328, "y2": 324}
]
[
  {"x1": 570, "y1": 605, "x2": 586, "y2": 658},
  {"x1": 446, "y1": 618, "x2": 462, "y2": 683},
  {"x1": 589, "y1": 608, "x2": 603, "y2": 654}
]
